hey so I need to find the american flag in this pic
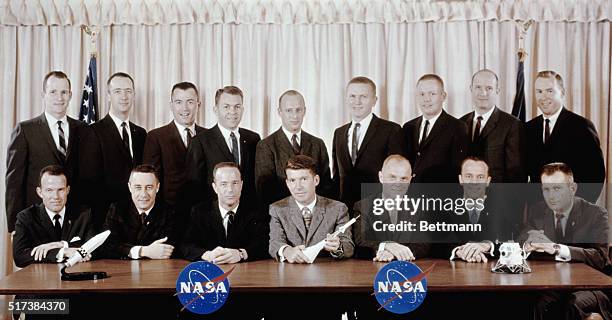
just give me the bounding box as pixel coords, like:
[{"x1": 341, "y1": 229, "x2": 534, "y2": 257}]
[
  {"x1": 511, "y1": 50, "x2": 526, "y2": 122},
  {"x1": 79, "y1": 55, "x2": 98, "y2": 124}
]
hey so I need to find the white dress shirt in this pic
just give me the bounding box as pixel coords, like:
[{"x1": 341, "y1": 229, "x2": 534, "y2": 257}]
[
  {"x1": 282, "y1": 127, "x2": 302, "y2": 146},
  {"x1": 44, "y1": 112, "x2": 69, "y2": 152},
  {"x1": 542, "y1": 107, "x2": 563, "y2": 143},
  {"x1": 419, "y1": 110, "x2": 442, "y2": 143},
  {"x1": 174, "y1": 120, "x2": 196, "y2": 147},
  {"x1": 218, "y1": 125, "x2": 241, "y2": 164},
  {"x1": 109, "y1": 112, "x2": 134, "y2": 157},
  {"x1": 45, "y1": 207, "x2": 67, "y2": 262},
  {"x1": 347, "y1": 113, "x2": 373, "y2": 156},
  {"x1": 472, "y1": 106, "x2": 495, "y2": 137},
  {"x1": 219, "y1": 203, "x2": 240, "y2": 235}
]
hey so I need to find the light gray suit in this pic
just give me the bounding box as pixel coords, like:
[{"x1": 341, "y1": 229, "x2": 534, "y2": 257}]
[{"x1": 269, "y1": 195, "x2": 354, "y2": 260}]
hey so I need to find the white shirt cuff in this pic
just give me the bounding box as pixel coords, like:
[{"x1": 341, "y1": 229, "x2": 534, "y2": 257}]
[
  {"x1": 56, "y1": 247, "x2": 65, "y2": 262},
  {"x1": 129, "y1": 246, "x2": 142, "y2": 259},
  {"x1": 555, "y1": 245, "x2": 571, "y2": 262},
  {"x1": 278, "y1": 245, "x2": 289, "y2": 262},
  {"x1": 377, "y1": 242, "x2": 387, "y2": 255},
  {"x1": 449, "y1": 246, "x2": 460, "y2": 260}
]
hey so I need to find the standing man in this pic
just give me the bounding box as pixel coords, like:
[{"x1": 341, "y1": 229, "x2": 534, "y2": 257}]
[
  {"x1": 526, "y1": 70, "x2": 605, "y2": 203},
  {"x1": 6, "y1": 71, "x2": 85, "y2": 233},
  {"x1": 181, "y1": 162, "x2": 268, "y2": 263},
  {"x1": 255, "y1": 90, "x2": 332, "y2": 209},
  {"x1": 13, "y1": 165, "x2": 94, "y2": 267},
  {"x1": 186, "y1": 85, "x2": 260, "y2": 208},
  {"x1": 460, "y1": 69, "x2": 525, "y2": 183},
  {"x1": 269, "y1": 155, "x2": 354, "y2": 263},
  {"x1": 79, "y1": 72, "x2": 147, "y2": 230},
  {"x1": 332, "y1": 76, "x2": 405, "y2": 210},
  {"x1": 403, "y1": 74, "x2": 469, "y2": 183},
  {"x1": 102, "y1": 165, "x2": 175, "y2": 260}
]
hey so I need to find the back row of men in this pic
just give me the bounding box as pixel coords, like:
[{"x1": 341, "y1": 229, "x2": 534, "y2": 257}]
[{"x1": 5, "y1": 68, "x2": 606, "y2": 235}]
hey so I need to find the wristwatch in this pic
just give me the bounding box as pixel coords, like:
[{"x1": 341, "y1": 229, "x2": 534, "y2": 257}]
[{"x1": 238, "y1": 249, "x2": 247, "y2": 261}]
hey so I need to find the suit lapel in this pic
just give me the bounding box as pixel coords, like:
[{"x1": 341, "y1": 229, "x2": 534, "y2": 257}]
[
  {"x1": 289, "y1": 197, "x2": 307, "y2": 241},
  {"x1": 37, "y1": 114, "x2": 64, "y2": 164},
  {"x1": 300, "y1": 131, "x2": 314, "y2": 155},
  {"x1": 238, "y1": 128, "x2": 252, "y2": 168},
  {"x1": 543, "y1": 208, "x2": 556, "y2": 241},
  {"x1": 65, "y1": 117, "x2": 80, "y2": 161},
  {"x1": 413, "y1": 117, "x2": 422, "y2": 149},
  {"x1": 420, "y1": 111, "x2": 449, "y2": 149},
  {"x1": 102, "y1": 115, "x2": 132, "y2": 163},
  {"x1": 355, "y1": 115, "x2": 379, "y2": 163},
  {"x1": 211, "y1": 125, "x2": 234, "y2": 161},
  {"x1": 547, "y1": 108, "x2": 568, "y2": 144},
  {"x1": 210, "y1": 203, "x2": 228, "y2": 242},
  {"x1": 306, "y1": 196, "x2": 325, "y2": 244},
  {"x1": 130, "y1": 121, "x2": 144, "y2": 162},
  {"x1": 479, "y1": 108, "x2": 500, "y2": 139},
  {"x1": 564, "y1": 198, "x2": 581, "y2": 240},
  {"x1": 168, "y1": 121, "x2": 187, "y2": 153},
  {"x1": 338, "y1": 123, "x2": 352, "y2": 168},
  {"x1": 36, "y1": 205, "x2": 59, "y2": 240}
]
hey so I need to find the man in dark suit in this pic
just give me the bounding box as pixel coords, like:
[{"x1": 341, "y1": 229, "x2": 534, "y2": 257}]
[
  {"x1": 520, "y1": 163, "x2": 609, "y2": 320},
  {"x1": 186, "y1": 86, "x2": 261, "y2": 208},
  {"x1": 269, "y1": 155, "x2": 354, "y2": 263},
  {"x1": 404, "y1": 74, "x2": 469, "y2": 183},
  {"x1": 353, "y1": 155, "x2": 429, "y2": 261},
  {"x1": 102, "y1": 164, "x2": 175, "y2": 259},
  {"x1": 181, "y1": 162, "x2": 268, "y2": 262},
  {"x1": 13, "y1": 165, "x2": 94, "y2": 268},
  {"x1": 332, "y1": 76, "x2": 405, "y2": 211},
  {"x1": 526, "y1": 70, "x2": 605, "y2": 203},
  {"x1": 460, "y1": 69, "x2": 525, "y2": 183},
  {"x1": 143, "y1": 82, "x2": 205, "y2": 206},
  {"x1": 6, "y1": 71, "x2": 85, "y2": 233},
  {"x1": 255, "y1": 90, "x2": 332, "y2": 209},
  {"x1": 79, "y1": 72, "x2": 147, "y2": 230}
]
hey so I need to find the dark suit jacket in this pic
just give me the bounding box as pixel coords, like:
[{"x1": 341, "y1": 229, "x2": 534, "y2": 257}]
[
  {"x1": 403, "y1": 110, "x2": 469, "y2": 183},
  {"x1": 102, "y1": 200, "x2": 175, "y2": 259},
  {"x1": 79, "y1": 114, "x2": 147, "y2": 229},
  {"x1": 13, "y1": 203, "x2": 94, "y2": 268},
  {"x1": 143, "y1": 121, "x2": 205, "y2": 205},
  {"x1": 181, "y1": 201, "x2": 269, "y2": 261},
  {"x1": 5, "y1": 114, "x2": 84, "y2": 232},
  {"x1": 520, "y1": 197, "x2": 610, "y2": 272},
  {"x1": 460, "y1": 107, "x2": 526, "y2": 183},
  {"x1": 332, "y1": 114, "x2": 405, "y2": 209},
  {"x1": 352, "y1": 195, "x2": 429, "y2": 259},
  {"x1": 185, "y1": 124, "x2": 260, "y2": 207},
  {"x1": 526, "y1": 108, "x2": 605, "y2": 202},
  {"x1": 268, "y1": 195, "x2": 354, "y2": 260},
  {"x1": 255, "y1": 128, "x2": 332, "y2": 209}
]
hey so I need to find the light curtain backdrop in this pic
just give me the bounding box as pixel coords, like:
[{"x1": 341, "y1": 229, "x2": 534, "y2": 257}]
[{"x1": 0, "y1": 0, "x2": 610, "y2": 280}]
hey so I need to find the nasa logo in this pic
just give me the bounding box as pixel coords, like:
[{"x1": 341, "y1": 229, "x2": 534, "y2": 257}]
[
  {"x1": 175, "y1": 261, "x2": 232, "y2": 314},
  {"x1": 373, "y1": 261, "x2": 432, "y2": 314}
]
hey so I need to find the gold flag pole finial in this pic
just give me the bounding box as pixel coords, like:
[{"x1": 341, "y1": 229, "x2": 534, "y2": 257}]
[
  {"x1": 515, "y1": 20, "x2": 533, "y2": 62},
  {"x1": 81, "y1": 25, "x2": 100, "y2": 57}
]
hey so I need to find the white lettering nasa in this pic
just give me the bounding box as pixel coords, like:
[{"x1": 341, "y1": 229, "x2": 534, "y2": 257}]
[
  {"x1": 179, "y1": 282, "x2": 228, "y2": 294},
  {"x1": 376, "y1": 281, "x2": 425, "y2": 293}
]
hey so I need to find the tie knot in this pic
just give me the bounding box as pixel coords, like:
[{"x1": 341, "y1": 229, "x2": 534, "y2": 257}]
[
  {"x1": 477, "y1": 116, "x2": 483, "y2": 121},
  {"x1": 121, "y1": 122, "x2": 127, "y2": 128},
  {"x1": 230, "y1": 131, "x2": 236, "y2": 138},
  {"x1": 57, "y1": 120, "x2": 63, "y2": 127},
  {"x1": 185, "y1": 127, "x2": 191, "y2": 134},
  {"x1": 53, "y1": 214, "x2": 61, "y2": 221},
  {"x1": 355, "y1": 123, "x2": 361, "y2": 129},
  {"x1": 555, "y1": 213, "x2": 564, "y2": 221},
  {"x1": 292, "y1": 134, "x2": 298, "y2": 141},
  {"x1": 545, "y1": 118, "x2": 550, "y2": 124},
  {"x1": 301, "y1": 207, "x2": 312, "y2": 216}
]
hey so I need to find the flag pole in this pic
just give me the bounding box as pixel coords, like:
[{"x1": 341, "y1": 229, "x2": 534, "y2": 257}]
[
  {"x1": 511, "y1": 20, "x2": 533, "y2": 123},
  {"x1": 79, "y1": 25, "x2": 100, "y2": 124}
]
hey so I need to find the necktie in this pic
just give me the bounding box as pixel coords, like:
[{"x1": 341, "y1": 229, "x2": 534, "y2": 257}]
[
  {"x1": 291, "y1": 134, "x2": 301, "y2": 155},
  {"x1": 230, "y1": 132, "x2": 240, "y2": 164},
  {"x1": 351, "y1": 123, "x2": 361, "y2": 165},
  {"x1": 57, "y1": 121, "x2": 67, "y2": 160},
  {"x1": 420, "y1": 120, "x2": 430, "y2": 146},
  {"x1": 388, "y1": 209, "x2": 398, "y2": 225},
  {"x1": 302, "y1": 207, "x2": 313, "y2": 229},
  {"x1": 473, "y1": 116, "x2": 483, "y2": 142},
  {"x1": 53, "y1": 214, "x2": 62, "y2": 240},
  {"x1": 121, "y1": 122, "x2": 132, "y2": 158},
  {"x1": 226, "y1": 210, "x2": 235, "y2": 236},
  {"x1": 185, "y1": 128, "x2": 193, "y2": 148},
  {"x1": 140, "y1": 212, "x2": 147, "y2": 226},
  {"x1": 469, "y1": 209, "x2": 479, "y2": 224},
  {"x1": 544, "y1": 119, "x2": 551, "y2": 144},
  {"x1": 554, "y1": 213, "x2": 564, "y2": 241}
]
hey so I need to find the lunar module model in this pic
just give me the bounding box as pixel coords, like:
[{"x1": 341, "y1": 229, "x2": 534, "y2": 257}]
[{"x1": 491, "y1": 241, "x2": 531, "y2": 274}]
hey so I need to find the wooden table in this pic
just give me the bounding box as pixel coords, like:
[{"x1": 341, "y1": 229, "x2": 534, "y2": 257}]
[{"x1": 1, "y1": 258, "x2": 610, "y2": 294}]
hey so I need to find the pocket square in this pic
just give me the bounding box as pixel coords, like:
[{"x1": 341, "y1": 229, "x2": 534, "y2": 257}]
[{"x1": 69, "y1": 236, "x2": 81, "y2": 243}]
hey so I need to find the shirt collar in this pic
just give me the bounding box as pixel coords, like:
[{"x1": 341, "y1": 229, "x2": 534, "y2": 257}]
[
  {"x1": 543, "y1": 106, "x2": 563, "y2": 122},
  {"x1": 217, "y1": 124, "x2": 239, "y2": 140},
  {"x1": 45, "y1": 206, "x2": 66, "y2": 223},
  {"x1": 474, "y1": 106, "x2": 495, "y2": 122},
  {"x1": 219, "y1": 203, "x2": 239, "y2": 220},
  {"x1": 174, "y1": 120, "x2": 196, "y2": 134},
  {"x1": 44, "y1": 112, "x2": 68, "y2": 125},
  {"x1": 109, "y1": 112, "x2": 130, "y2": 129},
  {"x1": 281, "y1": 126, "x2": 302, "y2": 143},
  {"x1": 295, "y1": 197, "x2": 317, "y2": 213},
  {"x1": 552, "y1": 200, "x2": 574, "y2": 219},
  {"x1": 138, "y1": 203, "x2": 155, "y2": 216},
  {"x1": 422, "y1": 109, "x2": 443, "y2": 127},
  {"x1": 351, "y1": 112, "x2": 374, "y2": 129}
]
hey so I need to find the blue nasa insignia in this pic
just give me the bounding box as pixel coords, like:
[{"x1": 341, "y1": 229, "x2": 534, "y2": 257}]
[
  {"x1": 373, "y1": 260, "x2": 428, "y2": 314},
  {"x1": 176, "y1": 261, "x2": 230, "y2": 314}
]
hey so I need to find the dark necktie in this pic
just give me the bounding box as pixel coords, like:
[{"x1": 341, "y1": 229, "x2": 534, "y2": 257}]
[
  {"x1": 140, "y1": 212, "x2": 147, "y2": 226},
  {"x1": 53, "y1": 214, "x2": 62, "y2": 240},
  {"x1": 57, "y1": 120, "x2": 67, "y2": 160},
  {"x1": 121, "y1": 122, "x2": 132, "y2": 158},
  {"x1": 544, "y1": 119, "x2": 551, "y2": 144},
  {"x1": 351, "y1": 123, "x2": 361, "y2": 165},
  {"x1": 226, "y1": 210, "x2": 235, "y2": 237},
  {"x1": 291, "y1": 134, "x2": 301, "y2": 155},
  {"x1": 554, "y1": 213, "x2": 564, "y2": 241},
  {"x1": 302, "y1": 207, "x2": 313, "y2": 229},
  {"x1": 473, "y1": 116, "x2": 483, "y2": 142},
  {"x1": 419, "y1": 120, "x2": 430, "y2": 146},
  {"x1": 185, "y1": 128, "x2": 193, "y2": 148},
  {"x1": 230, "y1": 132, "x2": 240, "y2": 164},
  {"x1": 469, "y1": 209, "x2": 479, "y2": 224}
]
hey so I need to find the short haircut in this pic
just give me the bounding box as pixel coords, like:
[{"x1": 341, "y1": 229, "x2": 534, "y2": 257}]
[
  {"x1": 347, "y1": 76, "x2": 377, "y2": 95},
  {"x1": 278, "y1": 90, "x2": 305, "y2": 108},
  {"x1": 536, "y1": 70, "x2": 565, "y2": 93},
  {"x1": 171, "y1": 82, "x2": 200, "y2": 99},
  {"x1": 43, "y1": 71, "x2": 71, "y2": 92},
  {"x1": 285, "y1": 155, "x2": 317, "y2": 176},
  {"x1": 107, "y1": 72, "x2": 135, "y2": 89},
  {"x1": 215, "y1": 86, "x2": 243, "y2": 106},
  {"x1": 130, "y1": 164, "x2": 160, "y2": 182},
  {"x1": 382, "y1": 154, "x2": 411, "y2": 170},
  {"x1": 461, "y1": 156, "x2": 490, "y2": 176},
  {"x1": 212, "y1": 162, "x2": 242, "y2": 181},
  {"x1": 38, "y1": 165, "x2": 67, "y2": 187},
  {"x1": 541, "y1": 162, "x2": 574, "y2": 182},
  {"x1": 471, "y1": 69, "x2": 499, "y2": 88},
  {"x1": 416, "y1": 74, "x2": 445, "y2": 91}
]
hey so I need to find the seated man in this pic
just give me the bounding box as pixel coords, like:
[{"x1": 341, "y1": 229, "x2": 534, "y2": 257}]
[
  {"x1": 353, "y1": 154, "x2": 429, "y2": 262},
  {"x1": 522, "y1": 162, "x2": 609, "y2": 320},
  {"x1": 181, "y1": 162, "x2": 269, "y2": 263},
  {"x1": 102, "y1": 164, "x2": 175, "y2": 259},
  {"x1": 269, "y1": 155, "x2": 354, "y2": 263},
  {"x1": 13, "y1": 165, "x2": 94, "y2": 268}
]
